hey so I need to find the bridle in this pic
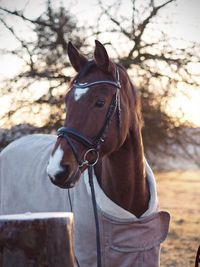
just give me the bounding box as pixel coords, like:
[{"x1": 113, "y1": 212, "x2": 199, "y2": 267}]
[
  {"x1": 57, "y1": 67, "x2": 121, "y2": 267},
  {"x1": 57, "y1": 67, "x2": 121, "y2": 168}
]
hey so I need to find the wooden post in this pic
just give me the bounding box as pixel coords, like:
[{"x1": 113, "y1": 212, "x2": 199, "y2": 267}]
[{"x1": 0, "y1": 212, "x2": 75, "y2": 267}]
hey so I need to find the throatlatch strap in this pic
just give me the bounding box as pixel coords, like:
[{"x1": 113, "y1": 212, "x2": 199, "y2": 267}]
[{"x1": 88, "y1": 166, "x2": 102, "y2": 267}]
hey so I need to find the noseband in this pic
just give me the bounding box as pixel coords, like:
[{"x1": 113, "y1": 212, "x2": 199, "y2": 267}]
[{"x1": 57, "y1": 68, "x2": 121, "y2": 168}]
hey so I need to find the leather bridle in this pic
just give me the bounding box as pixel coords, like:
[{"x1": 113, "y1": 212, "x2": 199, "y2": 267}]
[
  {"x1": 57, "y1": 67, "x2": 121, "y2": 168},
  {"x1": 57, "y1": 67, "x2": 121, "y2": 267}
]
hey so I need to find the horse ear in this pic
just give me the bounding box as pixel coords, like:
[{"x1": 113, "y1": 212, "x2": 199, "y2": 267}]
[
  {"x1": 67, "y1": 42, "x2": 88, "y2": 72},
  {"x1": 94, "y1": 40, "x2": 112, "y2": 73}
]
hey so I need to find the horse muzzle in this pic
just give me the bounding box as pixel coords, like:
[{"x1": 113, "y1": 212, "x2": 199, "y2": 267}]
[{"x1": 47, "y1": 163, "x2": 81, "y2": 189}]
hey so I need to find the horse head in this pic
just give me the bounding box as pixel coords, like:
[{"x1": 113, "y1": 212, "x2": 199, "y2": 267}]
[{"x1": 47, "y1": 40, "x2": 142, "y2": 189}]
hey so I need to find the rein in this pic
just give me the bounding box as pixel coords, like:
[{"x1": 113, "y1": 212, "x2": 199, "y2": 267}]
[{"x1": 57, "y1": 68, "x2": 121, "y2": 267}]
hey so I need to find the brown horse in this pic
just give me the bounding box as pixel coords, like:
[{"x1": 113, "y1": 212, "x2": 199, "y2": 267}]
[
  {"x1": 0, "y1": 40, "x2": 169, "y2": 267},
  {"x1": 47, "y1": 40, "x2": 149, "y2": 218}
]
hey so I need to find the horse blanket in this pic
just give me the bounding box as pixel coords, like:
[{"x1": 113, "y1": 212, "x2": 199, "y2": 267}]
[{"x1": 0, "y1": 134, "x2": 170, "y2": 267}]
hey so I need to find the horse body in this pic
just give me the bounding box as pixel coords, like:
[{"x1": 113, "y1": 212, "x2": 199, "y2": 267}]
[
  {"x1": 0, "y1": 41, "x2": 170, "y2": 266},
  {"x1": 47, "y1": 41, "x2": 150, "y2": 217}
]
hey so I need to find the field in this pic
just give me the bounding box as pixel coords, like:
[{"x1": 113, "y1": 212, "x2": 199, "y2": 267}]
[{"x1": 157, "y1": 171, "x2": 200, "y2": 267}]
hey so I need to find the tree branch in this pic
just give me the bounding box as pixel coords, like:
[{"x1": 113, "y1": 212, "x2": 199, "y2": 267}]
[
  {"x1": 0, "y1": 7, "x2": 52, "y2": 27},
  {"x1": 0, "y1": 18, "x2": 34, "y2": 68}
]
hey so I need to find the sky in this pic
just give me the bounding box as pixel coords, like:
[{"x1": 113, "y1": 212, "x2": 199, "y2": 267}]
[{"x1": 0, "y1": 0, "x2": 200, "y2": 126}]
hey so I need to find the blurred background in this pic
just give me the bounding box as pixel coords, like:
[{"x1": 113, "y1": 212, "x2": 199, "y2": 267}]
[{"x1": 0, "y1": 0, "x2": 199, "y2": 266}]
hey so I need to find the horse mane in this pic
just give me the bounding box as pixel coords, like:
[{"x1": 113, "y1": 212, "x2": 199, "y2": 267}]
[
  {"x1": 113, "y1": 63, "x2": 146, "y2": 198},
  {"x1": 116, "y1": 63, "x2": 143, "y2": 128}
]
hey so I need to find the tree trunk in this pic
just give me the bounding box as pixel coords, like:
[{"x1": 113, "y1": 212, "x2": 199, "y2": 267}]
[{"x1": 0, "y1": 212, "x2": 75, "y2": 267}]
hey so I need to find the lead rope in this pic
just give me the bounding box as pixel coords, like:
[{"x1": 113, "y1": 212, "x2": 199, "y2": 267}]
[
  {"x1": 88, "y1": 165, "x2": 102, "y2": 267},
  {"x1": 68, "y1": 168, "x2": 102, "y2": 267}
]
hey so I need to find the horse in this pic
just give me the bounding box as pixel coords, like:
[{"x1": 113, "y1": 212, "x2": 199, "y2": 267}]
[{"x1": 0, "y1": 40, "x2": 170, "y2": 267}]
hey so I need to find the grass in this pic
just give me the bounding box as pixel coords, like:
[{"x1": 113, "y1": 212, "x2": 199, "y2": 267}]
[{"x1": 156, "y1": 171, "x2": 200, "y2": 267}]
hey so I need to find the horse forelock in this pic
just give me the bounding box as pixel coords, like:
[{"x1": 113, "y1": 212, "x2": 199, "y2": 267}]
[
  {"x1": 70, "y1": 59, "x2": 117, "y2": 87},
  {"x1": 75, "y1": 60, "x2": 96, "y2": 81}
]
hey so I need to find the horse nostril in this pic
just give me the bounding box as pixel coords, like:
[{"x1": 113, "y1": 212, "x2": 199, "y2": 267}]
[{"x1": 48, "y1": 163, "x2": 71, "y2": 184}]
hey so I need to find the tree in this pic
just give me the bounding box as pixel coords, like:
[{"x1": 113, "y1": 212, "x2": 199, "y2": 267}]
[
  {"x1": 0, "y1": 0, "x2": 200, "y2": 165},
  {"x1": 0, "y1": 1, "x2": 87, "y2": 130},
  {"x1": 96, "y1": 0, "x2": 200, "y2": 164}
]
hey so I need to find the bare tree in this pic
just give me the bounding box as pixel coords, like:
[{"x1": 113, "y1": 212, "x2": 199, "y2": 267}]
[
  {"x1": 96, "y1": 0, "x2": 200, "y2": 164},
  {"x1": 0, "y1": 0, "x2": 200, "y2": 166},
  {"x1": 0, "y1": 1, "x2": 87, "y2": 131}
]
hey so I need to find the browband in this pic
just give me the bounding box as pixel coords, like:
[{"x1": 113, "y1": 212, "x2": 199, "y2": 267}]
[{"x1": 73, "y1": 68, "x2": 121, "y2": 89}]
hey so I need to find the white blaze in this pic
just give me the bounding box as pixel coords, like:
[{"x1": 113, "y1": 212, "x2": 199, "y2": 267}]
[
  {"x1": 46, "y1": 145, "x2": 64, "y2": 179},
  {"x1": 74, "y1": 87, "x2": 89, "y2": 101}
]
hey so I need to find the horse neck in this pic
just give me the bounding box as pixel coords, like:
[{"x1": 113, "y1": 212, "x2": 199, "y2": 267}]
[{"x1": 95, "y1": 130, "x2": 150, "y2": 218}]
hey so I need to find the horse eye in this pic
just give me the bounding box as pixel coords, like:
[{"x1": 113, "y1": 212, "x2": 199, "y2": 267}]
[{"x1": 95, "y1": 99, "x2": 105, "y2": 108}]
